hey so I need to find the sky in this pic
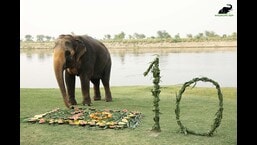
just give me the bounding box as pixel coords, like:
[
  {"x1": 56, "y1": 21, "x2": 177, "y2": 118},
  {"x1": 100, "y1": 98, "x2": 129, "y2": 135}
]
[{"x1": 20, "y1": 0, "x2": 237, "y2": 40}]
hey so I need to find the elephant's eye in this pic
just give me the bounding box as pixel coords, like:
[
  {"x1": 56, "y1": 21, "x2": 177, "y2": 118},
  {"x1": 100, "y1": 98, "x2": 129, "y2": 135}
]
[{"x1": 65, "y1": 41, "x2": 73, "y2": 48}]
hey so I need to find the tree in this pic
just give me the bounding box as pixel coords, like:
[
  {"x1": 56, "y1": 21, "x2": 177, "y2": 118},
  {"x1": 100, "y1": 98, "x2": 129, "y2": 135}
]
[
  {"x1": 114, "y1": 32, "x2": 125, "y2": 40},
  {"x1": 156, "y1": 30, "x2": 171, "y2": 39},
  {"x1": 128, "y1": 35, "x2": 134, "y2": 39},
  {"x1": 204, "y1": 31, "x2": 218, "y2": 37},
  {"x1": 174, "y1": 33, "x2": 180, "y2": 39},
  {"x1": 103, "y1": 34, "x2": 111, "y2": 40},
  {"x1": 195, "y1": 33, "x2": 204, "y2": 39},
  {"x1": 231, "y1": 32, "x2": 237, "y2": 38},
  {"x1": 133, "y1": 33, "x2": 146, "y2": 39},
  {"x1": 45, "y1": 36, "x2": 52, "y2": 42},
  {"x1": 222, "y1": 34, "x2": 227, "y2": 38},
  {"x1": 25, "y1": 34, "x2": 33, "y2": 42},
  {"x1": 174, "y1": 33, "x2": 181, "y2": 42},
  {"x1": 186, "y1": 34, "x2": 193, "y2": 38},
  {"x1": 36, "y1": 35, "x2": 45, "y2": 42}
]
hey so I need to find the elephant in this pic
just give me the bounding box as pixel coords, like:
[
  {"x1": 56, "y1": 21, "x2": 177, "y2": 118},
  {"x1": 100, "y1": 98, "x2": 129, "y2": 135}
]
[
  {"x1": 218, "y1": 4, "x2": 232, "y2": 14},
  {"x1": 53, "y1": 34, "x2": 112, "y2": 108}
]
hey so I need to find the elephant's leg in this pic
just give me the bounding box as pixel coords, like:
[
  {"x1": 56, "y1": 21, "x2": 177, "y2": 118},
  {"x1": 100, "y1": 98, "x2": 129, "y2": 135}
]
[
  {"x1": 91, "y1": 79, "x2": 101, "y2": 101},
  {"x1": 80, "y1": 75, "x2": 92, "y2": 106},
  {"x1": 65, "y1": 71, "x2": 77, "y2": 105},
  {"x1": 101, "y1": 77, "x2": 112, "y2": 102}
]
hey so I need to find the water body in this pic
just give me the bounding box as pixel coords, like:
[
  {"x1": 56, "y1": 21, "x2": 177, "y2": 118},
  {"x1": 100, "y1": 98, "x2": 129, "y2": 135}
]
[{"x1": 20, "y1": 50, "x2": 237, "y2": 88}]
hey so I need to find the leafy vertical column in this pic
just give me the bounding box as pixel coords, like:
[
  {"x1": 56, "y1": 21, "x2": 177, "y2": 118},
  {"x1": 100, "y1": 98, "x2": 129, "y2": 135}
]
[{"x1": 143, "y1": 55, "x2": 161, "y2": 132}]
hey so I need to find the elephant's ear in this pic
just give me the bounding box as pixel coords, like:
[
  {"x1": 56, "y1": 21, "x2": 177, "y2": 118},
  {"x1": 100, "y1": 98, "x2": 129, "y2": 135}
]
[
  {"x1": 74, "y1": 36, "x2": 87, "y2": 62},
  {"x1": 58, "y1": 34, "x2": 66, "y2": 39}
]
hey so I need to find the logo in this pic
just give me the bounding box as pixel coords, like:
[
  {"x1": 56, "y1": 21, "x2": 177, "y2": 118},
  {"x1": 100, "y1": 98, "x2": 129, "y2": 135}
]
[{"x1": 215, "y1": 4, "x2": 233, "y2": 16}]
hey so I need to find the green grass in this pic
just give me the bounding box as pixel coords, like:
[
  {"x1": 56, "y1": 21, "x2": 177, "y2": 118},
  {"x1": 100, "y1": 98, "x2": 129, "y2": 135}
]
[{"x1": 20, "y1": 86, "x2": 237, "y2": 145}]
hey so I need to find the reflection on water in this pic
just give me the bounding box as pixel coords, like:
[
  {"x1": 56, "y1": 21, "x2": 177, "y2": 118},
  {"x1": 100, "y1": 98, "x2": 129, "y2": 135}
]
[{"x1": 20, "y1": 49, "x2": 237, "y2": 88}]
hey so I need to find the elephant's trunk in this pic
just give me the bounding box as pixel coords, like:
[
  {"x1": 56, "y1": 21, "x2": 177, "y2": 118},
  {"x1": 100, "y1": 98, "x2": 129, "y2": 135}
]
[
  {"x1": 227, "y1": 4, "x2": 232, "y2": 10},
  {"x1": 53, "y1": 48, "x2": 70, "y2": 108}
]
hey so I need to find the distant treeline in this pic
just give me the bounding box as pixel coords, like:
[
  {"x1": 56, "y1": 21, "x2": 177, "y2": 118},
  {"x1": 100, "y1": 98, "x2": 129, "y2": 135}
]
[{"x1": 20, "y1": 30, "x2": 236, "y2": 43}]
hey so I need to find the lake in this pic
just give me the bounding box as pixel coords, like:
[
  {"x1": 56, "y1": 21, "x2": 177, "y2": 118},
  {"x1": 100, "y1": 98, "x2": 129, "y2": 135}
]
[{"x1": 20, "y1": 49, "x2": 237, "y2": 88}]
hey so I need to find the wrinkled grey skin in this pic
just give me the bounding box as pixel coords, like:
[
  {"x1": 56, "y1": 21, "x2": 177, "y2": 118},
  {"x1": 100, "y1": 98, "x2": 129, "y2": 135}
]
[{"x1": 53, "y1": 34, "x2": 112, "y2": 108}]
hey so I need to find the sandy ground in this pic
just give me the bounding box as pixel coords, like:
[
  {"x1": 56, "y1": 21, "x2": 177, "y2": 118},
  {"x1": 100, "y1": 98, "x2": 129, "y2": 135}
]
[{"x1": 20, "y1": 40, "x2": 236, "y2": 53}]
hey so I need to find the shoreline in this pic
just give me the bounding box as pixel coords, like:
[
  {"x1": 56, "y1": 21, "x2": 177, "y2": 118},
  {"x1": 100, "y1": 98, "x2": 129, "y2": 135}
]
[{"x1": 20, "y1": 40, "x2": 236, "y2": 53}]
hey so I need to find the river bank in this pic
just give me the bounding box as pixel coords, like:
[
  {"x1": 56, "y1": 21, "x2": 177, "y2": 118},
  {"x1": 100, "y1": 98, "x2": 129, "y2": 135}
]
[{"x1": 20, "y1": 40, "x2": 236, "y2": 53}]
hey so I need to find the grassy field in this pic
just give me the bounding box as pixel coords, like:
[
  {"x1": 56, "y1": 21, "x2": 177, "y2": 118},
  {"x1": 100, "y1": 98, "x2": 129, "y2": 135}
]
[{"x1": 20, "y1": 86, "x2": 237, "y2": 145}]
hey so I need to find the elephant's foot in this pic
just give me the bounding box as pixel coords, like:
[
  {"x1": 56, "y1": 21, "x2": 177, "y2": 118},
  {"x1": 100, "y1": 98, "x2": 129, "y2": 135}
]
[
  {"x1": 69, "y1": 98, "x2": 77, "y2": 105},
  {"x1": 64, "y1": 101, "x2": 72, "y2": 108},
  {"x1": 105, "y1": 97, "x2": 112, "y2": 102},
  {"x1": 82, "y1": 98, "x2": 92, "y2": 106},
  {"x1": 94, "y1": 96, "x2": 101, "y2": 101}
]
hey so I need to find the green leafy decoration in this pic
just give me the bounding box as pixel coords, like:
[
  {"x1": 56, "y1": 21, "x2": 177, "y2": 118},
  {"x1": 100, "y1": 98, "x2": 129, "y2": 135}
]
[
  {"x1": 175, "y1": 77, "x2": 223, "y2": 136},
  {"x1": 144, "y1": 55, "x2": 161, "y2": 132}
]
